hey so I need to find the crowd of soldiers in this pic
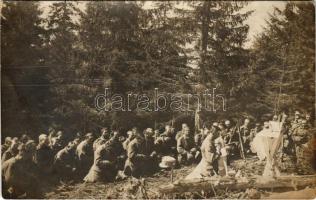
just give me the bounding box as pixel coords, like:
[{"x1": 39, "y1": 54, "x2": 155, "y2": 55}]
[{"x1": 1, "y1": 110, "x2": 314, "y2": 198}]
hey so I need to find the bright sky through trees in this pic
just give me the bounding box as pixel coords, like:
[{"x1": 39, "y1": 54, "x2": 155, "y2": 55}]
[{"x1": 39, "y1": 1, "x2": 286, "y2": 47}]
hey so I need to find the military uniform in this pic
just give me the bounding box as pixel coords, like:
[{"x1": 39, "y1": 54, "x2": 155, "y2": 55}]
[
  {"x1": 123, "y1": 137, "x2": 132, "y2": 151},
  {"x1": 2, "y1": 149, "x2": 18, "y2": 164},
  {"x1": 281, "y1": 121, "x2": 294, "y2": 156},
  {"x1": 219, "y1": 128, "x2": 230, "y2": 144},
  {"x1": 291, "y1": 126, "x2": 314, "y2": 174},
  {"x1": 177, "y1": 135, "x2": 195, "y2": 165},
  {"x1": 228, "y1": 126, "x2": 239, "y2": 143},
  {"x1": 155, "y1": 130, "x2": 176, "y2": 156},
  {"x1": 123, "y1": 137, "x2": 147, "y2": 178},
  {"x1": 76, "y1": 139, "x2": 93, "y2": 177},
  {"x1": 2, "y1": 152, "x2": 41, "y2": 198},
  {"x1": 306, "y1": 121, "x2": 313, "y2": 129},
  {"x1": 2, "y1": 157, "x2": 41, "y2": 198},
  {"x1": 250, "y1": 126, "x2": 262, "y2": 141},
  {"x1": 54, "y1": 144, "x2": 77, "y2": 180},
  {"x1": 50, "y1": 139, "x2": 64, "y2": 155},
  {"x1": 240, "y1": 125, "x2": 251, "y2": 153},
  {"x1": 193, "y1": 133, "x2": 203, "y2": 162},
  {"x1": 175, "y1": 130, "x2": 185, "y2": 141},
  {"x1": 194, "y1": 130, "x2": 205, "y2": 147},
  {"x1": 290, "y1": 119, "x2": 300, "y2": 134},
  {"x1": 108, "y1": 134, "x2": 126, "y2": 170},
  {"x1": 186, "y1": 133, "x2": 218, "y2": 179},
  {"x1": 2, "y1": 138, "x2": 12, "y2": 156},
  {"x1": 93, "y1": 136, "x2": 108, "y2": 151},
  {"x1": 143, "y1": 134, "x2": 159, "y2": 174},
  {"x1": 143, "y1": 135, "x2": 155, "y2": 156},
  {"x1": 84, "y1": 139, "x2": 118, "y2": 182},
  {"x1": 222, "y1": 126, "x2": 238, "y2": 158},
  {"x1": 34, "y1": 144, "x2": 54, "y2": 174},
  {"x1": 2, "y1": 144, "x2": 10, "y2": 156},
  {"x1": 76, "y1": 140, "x2": 94, "y2": 165}
]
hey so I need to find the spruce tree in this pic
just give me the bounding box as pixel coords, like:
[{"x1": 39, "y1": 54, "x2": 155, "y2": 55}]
[
  {"x1": 76, "y1": 2, "x2": 193, "y2": 131},
  {"x1": 174, "y1": 2, "x2": 252, "y2": 118},
  {"x1": 1, "y1": 1, "x2": 48, "y2": 137},
  {"x1": 44, "y1": 2, "x2": 81, "y2": 132},
  {"x1": 250, "y1": 2, "x2": 315, "y2": 117}
]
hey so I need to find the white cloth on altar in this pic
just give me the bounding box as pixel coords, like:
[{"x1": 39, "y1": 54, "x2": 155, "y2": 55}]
[
  {"x1": 251, "y1": 121, "x2": 283, "y2": 161},
  {"x1": 267, "y1": 121, "x2": 283, "y2": 138},
  {"x1": 251, "y1": 121, "x2": 283, "y2": 177},
  {"x1": 251, "y1": 128, "x2": 270, "y2": 160}
]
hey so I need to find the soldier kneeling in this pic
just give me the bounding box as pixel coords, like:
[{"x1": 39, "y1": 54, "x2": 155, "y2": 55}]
[
  {"x1": 177, "y1": 128, "x2": 196, "y2": 165},
  {"x1": 2, "y1": 144, "x2": 42, "y2": 198}
]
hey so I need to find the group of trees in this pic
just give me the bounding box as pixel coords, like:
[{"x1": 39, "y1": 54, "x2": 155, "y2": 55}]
[
  {"x1": 249, "y1": 3, "x2": 315, "y2": 120},
  {"x1": 1, "y1": 1, "x2": 314, "y2": 138}
]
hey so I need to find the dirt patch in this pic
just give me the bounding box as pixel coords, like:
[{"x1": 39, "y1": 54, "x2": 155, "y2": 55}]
[
  {"x1": 265, "y1": 187, "x2": 316, "y2": 199},
  {"x1": 44, "y1": 156, "x2": 314, "y2": 199},
  {"x1": 45, "y1": 165, "x2": 195, "y2": 199}
]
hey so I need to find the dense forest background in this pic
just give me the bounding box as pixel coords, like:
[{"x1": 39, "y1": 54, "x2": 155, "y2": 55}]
[{"x1": 1, "y1": 1, "x2": 315, "y2": 139}]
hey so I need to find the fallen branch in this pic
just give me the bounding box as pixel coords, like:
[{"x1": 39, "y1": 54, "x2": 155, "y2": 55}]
[{"x1": 159, "y1": 175, "x2": 316, "y2": 194}]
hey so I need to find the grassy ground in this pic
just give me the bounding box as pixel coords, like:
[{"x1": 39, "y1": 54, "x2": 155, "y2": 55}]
[
  {"x1": 44, "y1": 155, "x2": 315, "y2": 199},
  {"x1": 45, "y1": 165, "x2": 194, "y2": 199}
]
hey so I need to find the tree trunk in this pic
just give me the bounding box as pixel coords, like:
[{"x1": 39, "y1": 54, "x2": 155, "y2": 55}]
[
  {"x1": 199, "y1": 1, "x2": 211, "y2": 85},
  {"x1": 159, "y1": 175, "x2": 316, "y2": 194}
]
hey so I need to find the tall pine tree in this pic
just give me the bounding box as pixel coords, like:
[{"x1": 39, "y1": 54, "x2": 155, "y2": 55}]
[
  {"x1": 44, "y1": 2, "x2": 81, "y2": 133},
  {"x1": 173, "y1": 2, "x2": 252, "y2": 119},
  {"x1": 1, "y1": 1, "x2": 48, "y2": 137},
  {"x1": 249, "y1": 2, "x2": 315, "y2": 118},
  {"x1": 74, "y1": 2, "x2": 193, "y2": 131}
]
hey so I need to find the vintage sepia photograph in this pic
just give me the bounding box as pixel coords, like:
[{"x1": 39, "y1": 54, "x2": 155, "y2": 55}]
[{"x1": 1, "y1": 1, "x2": 315, "y2": 199}]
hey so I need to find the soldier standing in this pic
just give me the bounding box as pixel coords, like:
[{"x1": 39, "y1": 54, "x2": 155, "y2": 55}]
[
  {"x1": 291, "y1": 119, "x2": 314, "y2": 174},
  {"x1": 240, "y1": 118, "x2": 251, "y2": 154},
  {"x1": 215, "y1": 124, "x2": 230, "y2": 176},
  {"x1": 305, "y1": 113, "x2": 313, "y2": 128},
  {"x1": 280, "y1": 114, "x2": 293, "y2": 158},
  {"x1": 224, "y1": 120, "x2": 233, "y2": 138},
  {"x1": 290, "y1": 111, "x2": 301, "y2": 134}
]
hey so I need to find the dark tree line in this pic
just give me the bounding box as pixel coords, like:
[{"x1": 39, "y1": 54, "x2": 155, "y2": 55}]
[
  {"x1": 246, "y1": 2, "x2": 315, "y2": 120},
  {"x1": 1, "y1": 1, "x2": 314, "y2": 139}
]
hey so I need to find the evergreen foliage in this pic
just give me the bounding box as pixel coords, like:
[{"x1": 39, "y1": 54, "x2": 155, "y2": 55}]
[{"x1": 1, "y1": 1, "x2": 314, "y2": 137}]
